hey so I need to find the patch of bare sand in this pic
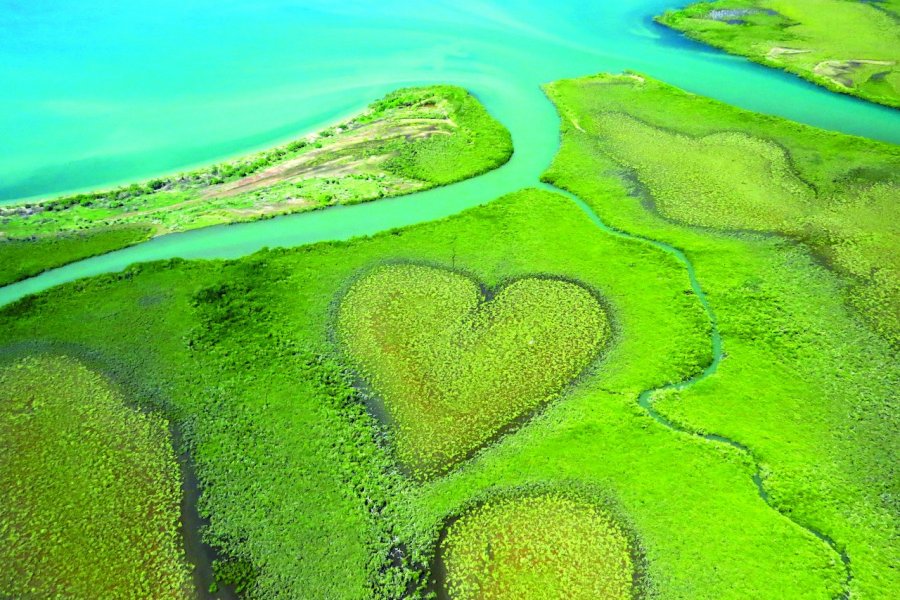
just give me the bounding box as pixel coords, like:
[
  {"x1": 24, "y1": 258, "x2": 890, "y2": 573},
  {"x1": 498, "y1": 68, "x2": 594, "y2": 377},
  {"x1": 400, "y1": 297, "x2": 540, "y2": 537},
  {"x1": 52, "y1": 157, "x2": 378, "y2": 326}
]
[
  {"x1": 205, "y1": 119, "x2": 453, "y2": 199},
  {"x1": 814, "y1": 58, "x2": 895, "y2": 88},
  {"x1": 766, "y1": 46, "x2": 810, "y2": 60}
]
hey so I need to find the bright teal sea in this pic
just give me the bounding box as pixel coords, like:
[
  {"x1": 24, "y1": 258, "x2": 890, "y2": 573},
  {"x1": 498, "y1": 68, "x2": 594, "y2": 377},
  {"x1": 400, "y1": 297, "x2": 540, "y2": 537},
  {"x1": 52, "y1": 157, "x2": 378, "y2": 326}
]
[
  {"x1": 2, "y1": 0, "x2": 897, "y2": 203},
  {"x1": 0, "y1": 0, "x2": 898, "y2": 305}
]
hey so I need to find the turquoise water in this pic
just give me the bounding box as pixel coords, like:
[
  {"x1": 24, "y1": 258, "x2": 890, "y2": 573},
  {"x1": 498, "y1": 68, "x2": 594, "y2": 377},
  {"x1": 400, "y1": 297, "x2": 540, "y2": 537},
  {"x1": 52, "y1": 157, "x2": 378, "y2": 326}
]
[
  {"x1": 3, "y1": 0, "x2": 898, "y2": 202},
  {"x1": 1, "y1": 0, "x2": 899, "y2": 305}
]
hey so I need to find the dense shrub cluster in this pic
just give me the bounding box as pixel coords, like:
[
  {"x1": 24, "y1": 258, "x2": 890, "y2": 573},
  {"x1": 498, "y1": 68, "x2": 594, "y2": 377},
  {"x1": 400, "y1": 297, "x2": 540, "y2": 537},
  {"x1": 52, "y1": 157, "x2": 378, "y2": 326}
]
[
  {"x1": 380, "y1": 86, "x2": 513, "y2": 185},
  {"x1": 441, "y1": 494, "x2": 634, "y2": 600},
  {"x1": 182, "y1": 266, "x2": 412, "y2": 598},
  {"x1": 0, "y1": 225, "x2": 152, "y2": 286}
]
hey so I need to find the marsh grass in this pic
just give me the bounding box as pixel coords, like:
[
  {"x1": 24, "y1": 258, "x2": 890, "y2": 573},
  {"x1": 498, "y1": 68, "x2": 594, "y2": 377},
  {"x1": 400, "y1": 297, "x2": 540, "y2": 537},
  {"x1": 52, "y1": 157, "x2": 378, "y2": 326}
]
[
  {"x1": 544, "y1": 73, "x2": 899, "y2": 597},
  {"x1": 0, "y1": 186, "x2": 850, "y2": 597},
  {"x1": 0, "y1": 224, "x2": 152, "y2": 287},
  {"x1": 440, "y1": 494, "x2": 635, "y2": 600},
  {"x1": 546, "y1": 73, "x2": 900, "y2": 346},
  {"x1": 657, "y1": 0, "x2": 900, "y2": 107}
]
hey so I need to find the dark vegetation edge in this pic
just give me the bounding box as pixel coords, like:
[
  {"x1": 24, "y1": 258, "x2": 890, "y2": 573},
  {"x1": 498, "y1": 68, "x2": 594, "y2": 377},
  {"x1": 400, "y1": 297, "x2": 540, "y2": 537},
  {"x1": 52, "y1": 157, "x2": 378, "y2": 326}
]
[{"x1": 424, "y1": 481, "x2": 656, "y2": 600}]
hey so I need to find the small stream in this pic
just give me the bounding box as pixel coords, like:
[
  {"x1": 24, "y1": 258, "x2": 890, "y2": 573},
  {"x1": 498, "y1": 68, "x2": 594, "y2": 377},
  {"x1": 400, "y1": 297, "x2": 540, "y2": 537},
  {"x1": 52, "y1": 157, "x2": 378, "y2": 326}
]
[
  {"x1": 543, "y1": 182, "x2": 852, "y2": 599},
  {"x1": 171, "y1": 427, "x2": 239, "y2": 600}
]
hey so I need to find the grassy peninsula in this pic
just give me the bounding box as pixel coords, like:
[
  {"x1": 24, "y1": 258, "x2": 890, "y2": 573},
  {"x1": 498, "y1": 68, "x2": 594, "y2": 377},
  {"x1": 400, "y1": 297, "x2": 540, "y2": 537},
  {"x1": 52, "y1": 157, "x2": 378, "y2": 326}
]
[
  {"x1": 0, "y1": 85, "x2": 512, "y2": 286},
  {"x1": 657, "y1": 0, "x2": 900, "y2": 108}
]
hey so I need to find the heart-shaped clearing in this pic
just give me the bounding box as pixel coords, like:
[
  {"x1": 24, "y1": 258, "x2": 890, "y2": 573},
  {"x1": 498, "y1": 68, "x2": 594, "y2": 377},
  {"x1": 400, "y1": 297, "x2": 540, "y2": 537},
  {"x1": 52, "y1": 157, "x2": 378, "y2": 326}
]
[{"x1": 335, "y1": 263, "x2": 609, "y2": 478}]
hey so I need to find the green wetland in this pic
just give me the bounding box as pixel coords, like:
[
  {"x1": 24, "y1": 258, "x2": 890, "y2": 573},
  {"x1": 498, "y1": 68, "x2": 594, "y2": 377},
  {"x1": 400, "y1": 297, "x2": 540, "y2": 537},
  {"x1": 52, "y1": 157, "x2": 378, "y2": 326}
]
[{"x1": 1, "y1": 2, "x2": 899, "y2": 599}]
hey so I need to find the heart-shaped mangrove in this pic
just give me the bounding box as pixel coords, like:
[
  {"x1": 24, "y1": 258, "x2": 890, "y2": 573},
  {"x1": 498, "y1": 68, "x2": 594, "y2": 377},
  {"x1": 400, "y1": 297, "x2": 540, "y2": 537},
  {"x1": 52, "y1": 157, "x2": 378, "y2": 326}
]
[{"x1": 335, "y1": 263, "x2": 609, "y2": 478}]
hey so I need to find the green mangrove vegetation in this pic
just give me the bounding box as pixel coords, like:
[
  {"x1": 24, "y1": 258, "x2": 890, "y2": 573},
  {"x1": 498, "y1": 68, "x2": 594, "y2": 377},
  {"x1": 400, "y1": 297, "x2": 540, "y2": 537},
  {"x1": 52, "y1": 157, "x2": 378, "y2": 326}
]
[
  {"x1": 547, "y1": 72, "x2": 899, "y2": 345},
  {"x1": 0, "y1": 85, "x2": 511, "y2": 285},
  {"x1": 544, "y1": 72, "x2": 898, "y2": 597},
  {"x1": 0, "y1": 354, "x2": 191, "y2": 598},
  {"x1": 657, "y1": 0, "x2": 900, "y2": 107},
  {"x1": 336, "y1": 263, "x2": 609, "y2": 478},
  {"x1": 438, "y1": 493, "x2": 636, "y2": 600},
  {"x1": 0, "y1": 185, "x2": 848, "y2": 598},
  {"x1": 0, "y1": 225, "x2": 152, "y2": 287}
]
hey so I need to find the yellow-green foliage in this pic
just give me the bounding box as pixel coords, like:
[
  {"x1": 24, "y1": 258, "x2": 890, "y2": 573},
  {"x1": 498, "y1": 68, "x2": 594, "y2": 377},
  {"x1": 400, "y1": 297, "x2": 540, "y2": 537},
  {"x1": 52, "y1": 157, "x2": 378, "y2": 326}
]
[
  {"x1": 0, "y1": 189, "x2": 851, "y2": 597},
  {"x1": 592, "y1": 115, "x2": 812, "y2": 231},
  {"x1": 657, "y1": 0, "x2": 900, "y2": 107},
  {"x1": 336, "y1": 263, "x2": 609, "y2": 478},
  {"x1": 442, "y1": 494, "x2": 634, "y2": 600},
  {"x1": 549, "y1": 73, "x2": 900, "y2": 345},
  {"x1": 0, "y1": 224, "x2": 152, "y2": 286},
  {"x1": 544, "y1": 74, "x2": 898, "y2": 597},
  {"x1": 0, "y1": 355, "x2": 191, "y2": 599}
]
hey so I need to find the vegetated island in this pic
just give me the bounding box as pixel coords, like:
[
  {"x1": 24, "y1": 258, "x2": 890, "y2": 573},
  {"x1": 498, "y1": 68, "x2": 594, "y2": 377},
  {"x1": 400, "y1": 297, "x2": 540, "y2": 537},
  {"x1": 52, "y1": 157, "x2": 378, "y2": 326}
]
[
  {"x1": 656, "y1": 0, "x2": 900, "y2": 108},
  {"x1": 2, "y1": 72, "x2": 896, "y2": 599},
  {"x1": 0, "y1": 85, "x2": 512, "y2": 287}
]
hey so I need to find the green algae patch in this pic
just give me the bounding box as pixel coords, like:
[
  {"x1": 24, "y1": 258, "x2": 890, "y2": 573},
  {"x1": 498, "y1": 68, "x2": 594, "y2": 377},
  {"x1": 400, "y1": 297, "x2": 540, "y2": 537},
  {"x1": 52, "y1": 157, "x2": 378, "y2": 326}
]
[
  {"x1": 0, "y1": 354, "x2": 192, "y2": 599},
  {"x1": 336, "y1": 263, "x2": 610, "y2": 478},
  {"x1": 440, "y1": 494, "x2": 635, "y2": 600}
]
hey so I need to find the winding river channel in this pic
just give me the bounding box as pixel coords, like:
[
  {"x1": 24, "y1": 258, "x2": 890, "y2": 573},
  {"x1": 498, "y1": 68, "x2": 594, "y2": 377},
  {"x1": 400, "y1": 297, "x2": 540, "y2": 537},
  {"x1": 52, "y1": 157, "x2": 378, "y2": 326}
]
[{"x1": 2, "y1": 2, "x2": 896, "y2": 596}]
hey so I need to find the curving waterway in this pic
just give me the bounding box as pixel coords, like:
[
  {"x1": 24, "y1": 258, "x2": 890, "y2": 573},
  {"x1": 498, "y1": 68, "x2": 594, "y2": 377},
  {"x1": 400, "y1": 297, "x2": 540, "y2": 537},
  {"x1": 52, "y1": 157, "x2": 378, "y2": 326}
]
[{"x1": 547, "y1": 183, "x2": 852, "y2": 599}]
